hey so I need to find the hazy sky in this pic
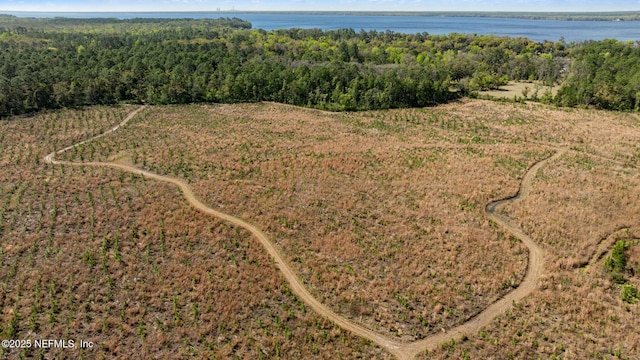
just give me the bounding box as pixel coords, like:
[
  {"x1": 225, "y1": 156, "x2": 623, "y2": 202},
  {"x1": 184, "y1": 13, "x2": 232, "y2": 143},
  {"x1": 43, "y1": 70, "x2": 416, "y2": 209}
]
[{"x1": 2, "y1": 0, "x2": 640, "y2": 12}]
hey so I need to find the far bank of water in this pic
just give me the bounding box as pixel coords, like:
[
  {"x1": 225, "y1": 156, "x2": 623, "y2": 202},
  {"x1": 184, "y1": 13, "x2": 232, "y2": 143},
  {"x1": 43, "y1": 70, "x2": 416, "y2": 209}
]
[{"x1": 4, "y1": 11, "x2": 640, "y2": 42}]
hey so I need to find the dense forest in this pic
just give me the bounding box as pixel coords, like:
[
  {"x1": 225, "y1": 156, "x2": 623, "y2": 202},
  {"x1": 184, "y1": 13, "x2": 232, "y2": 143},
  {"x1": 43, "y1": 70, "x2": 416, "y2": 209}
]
[{"x1": 0, "y1": 14, "x2": 639, "y2": 116}]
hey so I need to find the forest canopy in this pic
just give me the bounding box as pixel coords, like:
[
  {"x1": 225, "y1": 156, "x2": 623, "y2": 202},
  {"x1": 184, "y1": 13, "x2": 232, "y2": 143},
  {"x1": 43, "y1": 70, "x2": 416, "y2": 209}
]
[{"x1": 0, "y1": 15, "x2": 639, "y2": 116}]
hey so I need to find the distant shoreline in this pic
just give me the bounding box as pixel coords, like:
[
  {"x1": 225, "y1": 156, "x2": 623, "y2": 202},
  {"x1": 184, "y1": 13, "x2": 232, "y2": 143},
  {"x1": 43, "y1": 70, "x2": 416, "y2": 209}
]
[{"x1": 3, "y1": 11, "x2": 640, "y2": 21}]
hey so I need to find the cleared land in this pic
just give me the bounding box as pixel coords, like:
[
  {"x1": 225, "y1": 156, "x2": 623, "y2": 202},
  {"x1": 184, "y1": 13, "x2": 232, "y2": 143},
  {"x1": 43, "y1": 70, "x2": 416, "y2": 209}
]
[
  {"x1": 479, "y1": 81, "x2": 559, "y2": 100},
  {"x1": 60, "y1": 102, "x2": 543, "y2": 344},
  {"x1": 1, "y1": 99, "x2": 639, "y2": 359}
]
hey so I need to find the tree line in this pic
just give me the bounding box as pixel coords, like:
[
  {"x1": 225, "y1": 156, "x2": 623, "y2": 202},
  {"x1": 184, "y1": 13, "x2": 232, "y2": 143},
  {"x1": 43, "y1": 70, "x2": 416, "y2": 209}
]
[{"x1": 0, "y1": 15, "x2": 638, "y2": 117}]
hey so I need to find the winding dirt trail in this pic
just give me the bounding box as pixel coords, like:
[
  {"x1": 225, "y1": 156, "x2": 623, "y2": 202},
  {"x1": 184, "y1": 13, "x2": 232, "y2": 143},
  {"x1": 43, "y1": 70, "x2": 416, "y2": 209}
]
[{"x1": 45, "y1": 105, "x2": 564, "y2": 359}]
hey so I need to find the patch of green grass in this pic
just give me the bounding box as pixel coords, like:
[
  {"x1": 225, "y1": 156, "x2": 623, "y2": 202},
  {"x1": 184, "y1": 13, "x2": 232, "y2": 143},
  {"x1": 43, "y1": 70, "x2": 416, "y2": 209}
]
[{"x1": 621, "y1": 284, "x2": 638, "y2": 304}]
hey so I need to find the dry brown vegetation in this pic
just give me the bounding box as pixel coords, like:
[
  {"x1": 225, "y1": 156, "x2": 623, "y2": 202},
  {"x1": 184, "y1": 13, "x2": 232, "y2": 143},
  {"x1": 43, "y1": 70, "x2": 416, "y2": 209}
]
[
  {"x1": 411, "y1": 101, "x2": 640, "y2": 360},
  {"x1": 2, "y1": 99, "x2": 639, "y2": 359},
  {"x1": 0, "y1": 106, "x2": 387, "y2": 359},
  {"x1": 62, "y1": 102, "x2": 550, "y2": 343}
]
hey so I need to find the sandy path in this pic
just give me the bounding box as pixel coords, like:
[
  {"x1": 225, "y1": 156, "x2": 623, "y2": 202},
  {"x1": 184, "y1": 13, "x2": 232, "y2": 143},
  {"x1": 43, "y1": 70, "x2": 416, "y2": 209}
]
[{"x1": 45, "y1": 105, "x2": 563, "y2": 360}]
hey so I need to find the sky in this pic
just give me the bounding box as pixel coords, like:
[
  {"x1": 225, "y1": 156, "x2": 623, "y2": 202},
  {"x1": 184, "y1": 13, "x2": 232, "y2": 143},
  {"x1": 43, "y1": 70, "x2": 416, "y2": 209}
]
[{"x1": 2, "y1": 0, "x2": 640, "y2": 12}]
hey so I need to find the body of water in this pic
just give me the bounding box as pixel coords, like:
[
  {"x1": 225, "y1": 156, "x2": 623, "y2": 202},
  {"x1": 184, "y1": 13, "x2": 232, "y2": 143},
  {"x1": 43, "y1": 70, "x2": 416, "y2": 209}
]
[{"x1": 4, "y1": 11, "x2": 640, "y2": 43}]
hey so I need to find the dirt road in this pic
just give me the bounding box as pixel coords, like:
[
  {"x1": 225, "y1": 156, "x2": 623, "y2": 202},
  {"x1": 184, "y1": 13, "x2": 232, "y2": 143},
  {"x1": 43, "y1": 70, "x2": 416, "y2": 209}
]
[{"x1": 45, "y1": 105, "x2": 563, "y2": 359}]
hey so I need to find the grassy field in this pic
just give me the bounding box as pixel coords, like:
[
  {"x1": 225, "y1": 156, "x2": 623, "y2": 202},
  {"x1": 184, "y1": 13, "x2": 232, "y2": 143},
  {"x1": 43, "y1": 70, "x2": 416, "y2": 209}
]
[
  {"x1": 0, "y1": 106, "x2": 388, "y2": 359},
  {"x1": 479, "y1": 81, "x2": 559, "y2": 101},
  {"x1": 1, "y1": 99, "x2": 639, "y2": 359}
]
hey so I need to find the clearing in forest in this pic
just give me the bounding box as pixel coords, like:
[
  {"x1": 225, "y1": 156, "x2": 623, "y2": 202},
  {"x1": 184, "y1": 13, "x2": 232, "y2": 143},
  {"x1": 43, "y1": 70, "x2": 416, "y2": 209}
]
[{"x1": 1, "y1": 99, "x2": 638, "y2": 359}]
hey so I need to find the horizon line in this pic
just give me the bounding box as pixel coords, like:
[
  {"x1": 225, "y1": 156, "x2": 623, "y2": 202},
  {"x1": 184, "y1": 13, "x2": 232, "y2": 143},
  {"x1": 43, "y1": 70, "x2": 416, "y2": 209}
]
[{"x1": 3, "y1": 10, "x2": 640, "y2": 14}]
